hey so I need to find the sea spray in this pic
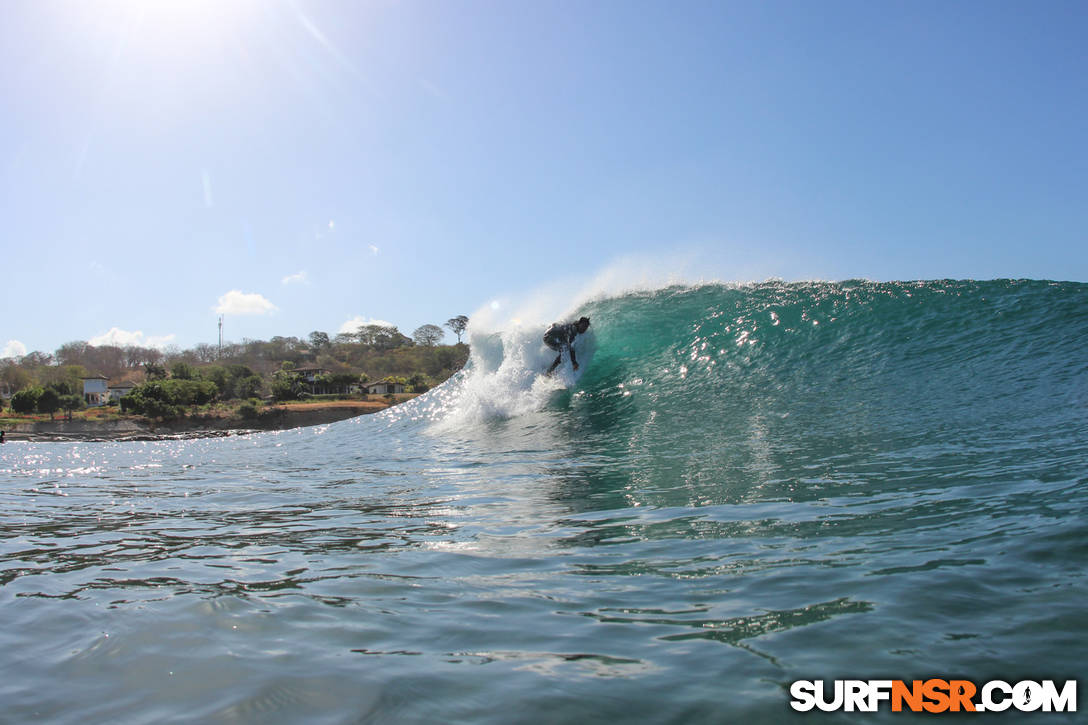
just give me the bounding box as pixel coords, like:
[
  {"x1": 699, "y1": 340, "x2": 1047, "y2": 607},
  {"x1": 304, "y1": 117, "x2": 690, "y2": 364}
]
[{"x1": 423, "y1": 324, "x2": 596, "y2": 430}]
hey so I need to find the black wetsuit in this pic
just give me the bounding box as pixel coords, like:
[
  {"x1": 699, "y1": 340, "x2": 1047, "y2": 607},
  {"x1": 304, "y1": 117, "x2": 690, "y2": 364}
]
[
  {"x1": 543, "y1": 323, "x2": 577, "y2": 351},
  {"x1": 544, "y1": 322, "x2": 580, "y2": 373}
]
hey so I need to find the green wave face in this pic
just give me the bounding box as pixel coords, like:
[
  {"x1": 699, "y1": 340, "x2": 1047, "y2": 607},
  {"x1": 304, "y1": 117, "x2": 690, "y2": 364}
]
[
  {"x1": 546, "y1": 279, "x2": 1088, "y2": 510},
  {"x1": 397, "y1": 278, "x2": 1087, "y2": 512}
]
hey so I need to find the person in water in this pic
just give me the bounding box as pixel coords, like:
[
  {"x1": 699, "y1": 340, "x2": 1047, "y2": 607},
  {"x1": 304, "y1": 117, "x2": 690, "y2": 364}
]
[{"x1": 544, "y1": 316, "x2": 590, "y2": 375}]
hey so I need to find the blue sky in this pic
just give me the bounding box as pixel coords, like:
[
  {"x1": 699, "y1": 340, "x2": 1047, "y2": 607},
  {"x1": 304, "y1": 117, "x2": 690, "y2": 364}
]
[{"x1": 2, "y1": 0, "x2": 1085, "y2": 357}]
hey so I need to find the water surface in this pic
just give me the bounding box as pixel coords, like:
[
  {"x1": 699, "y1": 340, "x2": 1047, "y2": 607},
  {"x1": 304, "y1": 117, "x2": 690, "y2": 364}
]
[{"x1": 2, "y1": 280, "x2": 1086, "y2": 722}]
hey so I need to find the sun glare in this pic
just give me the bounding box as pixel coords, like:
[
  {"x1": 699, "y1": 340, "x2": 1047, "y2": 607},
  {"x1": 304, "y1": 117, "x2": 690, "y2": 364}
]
[
  {"x1": 70, "y1": 0, "x2": 260, "y2": 64},
  {"x1": 129, "y1": 0, "x2": 257, "y2": 48},
  {"x1": 58, "y1": 0, "x2": 267, "y2": 122}
]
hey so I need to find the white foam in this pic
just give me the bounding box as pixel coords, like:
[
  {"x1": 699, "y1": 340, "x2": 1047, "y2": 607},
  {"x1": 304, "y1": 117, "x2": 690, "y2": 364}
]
[
  {"x1": 424, "y1": 254, "x2": 700, "y2": 429},
  {"x1": 426, "y1": 322, "x2": 594, "y2": 431}
]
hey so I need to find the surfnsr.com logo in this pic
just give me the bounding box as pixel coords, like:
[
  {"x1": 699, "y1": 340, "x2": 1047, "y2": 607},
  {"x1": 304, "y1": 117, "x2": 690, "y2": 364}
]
[{"x1": 789, "y1": 679, "x2": 1077, "y2": 713}]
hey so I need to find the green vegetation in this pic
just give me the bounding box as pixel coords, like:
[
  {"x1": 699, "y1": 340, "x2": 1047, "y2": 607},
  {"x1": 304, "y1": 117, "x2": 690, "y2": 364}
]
[
  {"x1": 37, "y1": 388, "x2": 61, "y2": 420},
  {"x1": 270, "y1": 368, "x2": 304, "y2": 402},
  {"x1": 10, "y1": 387, "x2": 40, "y2": 414},
  {"x1": 237, "y1": 399, "x2": 261, "y2": 420},
  {"x1": 120, "y1": 379, "x2": 218, "y2": 419},
  {"x1": 0, "y1": 317, "x2": 470, "y2": 422},
  {"x1": 4, "y1": 380, "x2": 87, "y2": 421},
  {"x1": 60, "y1": 394, "x2": 85, "y2": 418}
]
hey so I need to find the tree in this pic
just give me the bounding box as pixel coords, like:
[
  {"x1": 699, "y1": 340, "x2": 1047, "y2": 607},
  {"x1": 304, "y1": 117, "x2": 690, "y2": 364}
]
[
  {"x1": 55, "y1": 341, "x2": 89, "y2": 366},
  {"x1": 267, "y1": 336, "x2": 305, "y2": 363},
  {"x1": 171, "y1": 361, "x2": 196, "y2": 380},
  {"x1": 45, "y1": 380, "x2": 73, "y2": 396},
  {"x1": 445, "y1": 315, "x2": 469, "y2": 344},
  {"x1": 120, "y1": 379, "x2": 218, "y2": 417},
  {"x1": 308, "y1": 331, "x2": 330, "y2": 351},
  {"x1": 235, "y1": 375, "x2": 264, "y2": 399},
  {"x1": 0, "y1": 361, "x2": 34, "y2": 393},
  {"x1": 407, "y1": 373, "x2": 429, "y2": 393},
  {"x1": 237, "y1": 400, "x2": 260, "y2": 420},
  {"x1": 202, "y1": 365, "x2": 228, "y2": 393},
  {"x1": 193, "y1": 343, "x2": 218, "y2": 362},
  {"x1": 145, "y1": 362, "x2": 168, "y2": 380},
  {"x1": 357, "y1": 324, "x2": 408, "y2": 350},
  {"x1": 271, "y1": 370, "x2": 302, "y2": 401},
  {"x1": 81, "y1": 345, "x2": 125, "y2": 378},
  {"x1": 37, "y1": 388, "x2": 61, "y2": 420},
  {"x1": 21, "y1": 351, "x2": 55, "y2": 367},
  {"x1": 39, "y1": 365, "x2": 86, "y2": 396},
  {"x1": 59, "y1": 394, "x2": 85, "y2": 421},
  {"x1": 412, "y1": 324, "x2": 444, "y2": 347},
  {"x1": 200, "y1": 364, "x2": 257, "y2": 400},
  {"x1": 123, "y1": 345, "x2": 163, "y2": 368},
  {"x1": 11, "y1": 387, "x2": 41, "y2": 414}
]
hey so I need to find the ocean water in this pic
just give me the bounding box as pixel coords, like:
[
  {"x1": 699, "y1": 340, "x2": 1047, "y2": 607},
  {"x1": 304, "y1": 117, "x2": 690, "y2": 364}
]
[{"x1": 1, "y1": 279, "x2": 1086, "y2": 723}]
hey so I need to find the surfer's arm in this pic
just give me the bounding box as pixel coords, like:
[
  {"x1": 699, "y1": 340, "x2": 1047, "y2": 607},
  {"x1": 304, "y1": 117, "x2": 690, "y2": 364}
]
[{"x1": 569, "y1": 345, "x2": 579, "y2": 370}]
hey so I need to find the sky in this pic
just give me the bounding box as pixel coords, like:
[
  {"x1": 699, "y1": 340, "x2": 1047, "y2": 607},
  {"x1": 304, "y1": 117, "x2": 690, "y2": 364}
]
[{"x1": 2, "y1": 0, "x2": 1086, "y2": 358}]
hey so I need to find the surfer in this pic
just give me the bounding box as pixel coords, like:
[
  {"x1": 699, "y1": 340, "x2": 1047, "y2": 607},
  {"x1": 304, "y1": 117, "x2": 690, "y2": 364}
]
[{"x1": 544, "y1": 316, "x2": 590, "y2": 375}]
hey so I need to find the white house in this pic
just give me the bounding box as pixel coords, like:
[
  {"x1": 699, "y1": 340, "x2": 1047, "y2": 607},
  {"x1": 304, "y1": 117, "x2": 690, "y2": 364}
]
[
  {"x1": 82, "y1": 376, "x2": 109, "y2": 406},
  {"x1": 366, "y1": 380, "x2": 405, "y2": 395}
]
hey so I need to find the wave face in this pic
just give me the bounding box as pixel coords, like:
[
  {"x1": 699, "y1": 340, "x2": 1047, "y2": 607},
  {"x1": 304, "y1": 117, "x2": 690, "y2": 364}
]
[
  {"x1": 2, "y1": 279, "x2": 1087, "y2": 723},
  {"x1": 566, "y1": 279, "x2": 1088, "y2": 504},
  {"x1": 410, "y1": 279, "x2": 1088, "y2": 497}
]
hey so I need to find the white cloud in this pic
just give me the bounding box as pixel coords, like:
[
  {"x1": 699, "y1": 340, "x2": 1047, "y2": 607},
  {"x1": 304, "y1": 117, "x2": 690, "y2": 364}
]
[
  {"x1": 2, "y1": 340, "x2": 27, "y2": 359},
  {"x1": 215, "y1": 290, "x2": 278, "y2": 316},
  {"x1": 338, "y1": 315, "x2": 395, "y2": 334},
  {"x1": 328, "y1": 220, "x2": 335, "y2": 230},
  {"x1": 88, "y1": 328, "x2": 177, "y2": 350},
  {"x1": 282, "y1": 270, "x2": 309, "y2": 286},
  {"x1": 368, "y1": 244, "x2": 380, "y2": 256}
]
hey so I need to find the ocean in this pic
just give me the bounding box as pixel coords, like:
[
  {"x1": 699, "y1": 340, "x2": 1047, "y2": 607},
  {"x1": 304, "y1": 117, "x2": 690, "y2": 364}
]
[{"x1": 2, "y1": 279, "x2": 1086, "y2": 723}]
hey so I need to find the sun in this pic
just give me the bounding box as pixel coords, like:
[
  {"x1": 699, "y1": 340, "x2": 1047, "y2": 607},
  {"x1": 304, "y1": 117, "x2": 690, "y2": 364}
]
[
  {"x1": 59, "y1": 0, "x2": 266, "y2": 119},
  {"x1": 66, "y1": 0, "x2": 261, "y2": 65},
  {"x1": 125, "y1": 0, "x2": 258, "y2": 48}
]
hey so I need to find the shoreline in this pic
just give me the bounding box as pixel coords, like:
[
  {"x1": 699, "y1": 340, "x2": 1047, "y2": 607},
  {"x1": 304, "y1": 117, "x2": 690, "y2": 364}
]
[{"x1": 1, "y1": 400, "x2": 396, "y2": 443}]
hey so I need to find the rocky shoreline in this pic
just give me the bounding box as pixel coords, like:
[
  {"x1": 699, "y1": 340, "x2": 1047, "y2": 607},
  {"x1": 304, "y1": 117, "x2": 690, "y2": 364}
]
[{"x1": 2, "y1": 401, "x2": 392, "y2": 442}]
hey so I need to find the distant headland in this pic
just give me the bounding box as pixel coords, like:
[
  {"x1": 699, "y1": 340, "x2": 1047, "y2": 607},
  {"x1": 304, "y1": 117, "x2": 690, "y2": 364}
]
[{"x1": 1, "y1": 319, "x2": 470, "y2": 441}]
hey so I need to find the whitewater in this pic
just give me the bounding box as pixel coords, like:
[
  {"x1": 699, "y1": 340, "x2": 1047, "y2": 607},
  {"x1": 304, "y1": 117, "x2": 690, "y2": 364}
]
[{"x1": 2, "y1": 279, "x2": 1086, "y2": 723}]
